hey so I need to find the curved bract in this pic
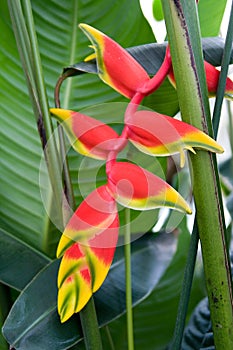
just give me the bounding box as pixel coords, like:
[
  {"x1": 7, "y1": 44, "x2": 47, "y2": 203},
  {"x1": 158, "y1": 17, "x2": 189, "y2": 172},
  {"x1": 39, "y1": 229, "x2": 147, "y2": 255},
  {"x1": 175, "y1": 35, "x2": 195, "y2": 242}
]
[
  {"x1": 57, "y1": 185, "x2": 119, "y2": 323},
  {"x1": 107, "y1": 161, "x2": 192, "y2": 213},
  {"x1": 50, "y1": 108, "x2": 119, "y2": 159},
  {"x1": 127, "y1": 110, "x2": 224, "y2": 167},
  {"x1": 79, "y1": 23, "x2": 150, "y2": 98}
]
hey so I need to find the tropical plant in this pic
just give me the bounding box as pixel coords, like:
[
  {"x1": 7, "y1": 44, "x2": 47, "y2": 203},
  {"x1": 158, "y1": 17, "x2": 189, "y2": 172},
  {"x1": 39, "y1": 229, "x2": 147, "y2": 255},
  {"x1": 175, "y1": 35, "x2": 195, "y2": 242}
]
[{"x1": 0, "y1": 0, "x2": 233, "y2": 349}]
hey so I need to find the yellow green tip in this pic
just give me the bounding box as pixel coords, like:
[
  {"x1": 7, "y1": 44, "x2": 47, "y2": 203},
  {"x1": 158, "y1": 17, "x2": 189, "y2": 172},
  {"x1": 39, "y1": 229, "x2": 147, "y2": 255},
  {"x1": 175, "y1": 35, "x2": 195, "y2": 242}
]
[{"x1": 50, "y1": 108, "x2": 72, "y2": 122}]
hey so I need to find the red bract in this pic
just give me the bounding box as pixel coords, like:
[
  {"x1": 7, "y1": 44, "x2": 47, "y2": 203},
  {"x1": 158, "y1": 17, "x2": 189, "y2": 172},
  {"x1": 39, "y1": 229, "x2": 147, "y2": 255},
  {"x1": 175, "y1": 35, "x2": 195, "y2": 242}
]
[
  {"x1": 204, "y1": 61, "x2": 233, "y2": 98},
  {"x1": 79, "y1": 23, "x2": 150, "y2": 98},
  {"x1": 127, "y1": 110, "x2": 224, "y2": 167},
  {"x1": 107, "y1": 161, "x2": 192, "y2": 213},
  {"x1": 50, "y1": 108, "x2": 119, "y2": 159},
  {"x1": 168, "y1": 60, "x2": 233, "y2": 99},
  {"x1": 57, "y1": 185, "x2": 119, "y2": 323}
]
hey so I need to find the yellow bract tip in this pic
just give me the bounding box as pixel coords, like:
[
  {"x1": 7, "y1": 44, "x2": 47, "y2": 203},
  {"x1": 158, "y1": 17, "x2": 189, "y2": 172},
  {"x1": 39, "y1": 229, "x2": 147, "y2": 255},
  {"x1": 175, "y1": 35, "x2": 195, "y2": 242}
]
[
  {"x1": 84, "y1": 52, "x2": 97, "y2": 62},
  {"x1": 165, "y1": 186, "x2": 192, "y2": 214},
  {"x1": 50, "y1": 108, "x2": 72, "y2": 122},
  {"x1": 79, "y1": 23, "x2": 104, "y2": 45}
]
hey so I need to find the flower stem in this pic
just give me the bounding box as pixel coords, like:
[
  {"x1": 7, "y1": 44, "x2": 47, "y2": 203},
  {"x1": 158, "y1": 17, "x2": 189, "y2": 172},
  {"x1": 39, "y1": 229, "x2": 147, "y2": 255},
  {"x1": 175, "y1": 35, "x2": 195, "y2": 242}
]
[
  {"x1": 141, "y1": 45, "x2": 172, "y2": 95},
  {"x1": 124, "y1": 208, "x2": 134, "y2": 350},
  {"x1": 79, "y1": 298, "x2": 103, "y2": 350},
  {"x1": 169, "y1": 218, "x2": 199, "y2": 350}
]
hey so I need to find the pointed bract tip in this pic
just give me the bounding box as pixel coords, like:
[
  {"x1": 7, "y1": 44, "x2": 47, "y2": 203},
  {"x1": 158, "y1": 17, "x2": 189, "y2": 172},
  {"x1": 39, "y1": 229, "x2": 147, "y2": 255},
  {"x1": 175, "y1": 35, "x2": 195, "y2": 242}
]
[
  {"x1": 164, "y1": 183, "x2": 192, "y2": 214},
  {"x1": 79, "y1": 23, "x2": 104, "y2": 43},
  {"x1": 50, "y1": 108, "x2": 72, "y2": 122}
]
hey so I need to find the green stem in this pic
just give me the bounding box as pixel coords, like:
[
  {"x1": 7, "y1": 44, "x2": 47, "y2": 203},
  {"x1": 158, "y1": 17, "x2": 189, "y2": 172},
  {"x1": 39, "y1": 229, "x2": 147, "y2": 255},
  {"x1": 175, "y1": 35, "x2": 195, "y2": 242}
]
[
  {"x1": 170, "y1": 6, "x2": 233, "y2": 344},
  {"x1": 124, "y1": 208, "x2": 134, "y2": 350},
  {"x1": 169, "y1": 219, "x2": 199, "y2": 350},
  {"x1": 227, "y1": 101, "x2": 233, "y2": 161},
  {"x1": 104, "y1": 326, "x2": 115, "y2": 350},
  {"x1": 212, "y1": 0, "x2": 233, "y2": 137},
  {"x1": 79, "y1": 298, "x2": 103, "y2": 350},
  {"x1": 8, "y1": 0, "x2": 64, "y2": 234},
  {"x1": 20, "y1": 0, "x2": 64, "y2": 208},
  {"x1": 161, "y1": 1, "x2": 233, "y2": 348}
]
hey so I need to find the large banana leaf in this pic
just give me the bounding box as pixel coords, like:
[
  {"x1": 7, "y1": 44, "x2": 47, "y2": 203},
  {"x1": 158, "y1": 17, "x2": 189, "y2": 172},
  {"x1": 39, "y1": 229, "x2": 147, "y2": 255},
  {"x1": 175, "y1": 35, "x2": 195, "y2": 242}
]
[
  {"x1": 0, "y1": 228, "x2": 50, "y2": 291},
  {"x1": 198, "y1": 0, "x2": 227, "y2": 37},
  {"x1": 0, "y1": 0, "x2": 155, "y2": 256}
]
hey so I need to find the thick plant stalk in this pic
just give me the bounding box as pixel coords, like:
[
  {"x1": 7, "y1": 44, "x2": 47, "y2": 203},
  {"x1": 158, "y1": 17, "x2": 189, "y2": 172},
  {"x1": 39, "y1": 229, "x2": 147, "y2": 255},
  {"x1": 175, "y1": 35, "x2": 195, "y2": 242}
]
[
  {"x1": 161, "y1": 0, "x2": 233, "y2": 348},
  {"x1": 169, "y1": 219, "x2": 199, "y2": 349},
  {"x1": 79, "y1": 298, "x2": 103, "y2": 350}
]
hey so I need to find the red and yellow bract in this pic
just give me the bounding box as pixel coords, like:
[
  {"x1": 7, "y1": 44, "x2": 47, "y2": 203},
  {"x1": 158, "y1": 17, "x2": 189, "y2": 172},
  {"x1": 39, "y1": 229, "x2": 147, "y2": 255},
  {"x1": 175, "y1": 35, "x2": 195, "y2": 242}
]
[
  {"x1": 50, "y1": 108, "x2": 119, "y2": 160},
  {"x1": 79, "y1": 23, "x2": 150, "y2": 98},
  {"x1": 127, "y1": 110, "x2": 224, "y2": 167},
  {"x1": 107, "y1": 161, "x2": 192, "y2": 213},
  {"x1": 204, "y1": 61, "x2": 233, "y2": 98},
  {"x1": 57, "y1": 185, "x2": 119, "y2": 323},
  {"x1": 168, "y1": 60, "x2": 233, "y2": 99}
]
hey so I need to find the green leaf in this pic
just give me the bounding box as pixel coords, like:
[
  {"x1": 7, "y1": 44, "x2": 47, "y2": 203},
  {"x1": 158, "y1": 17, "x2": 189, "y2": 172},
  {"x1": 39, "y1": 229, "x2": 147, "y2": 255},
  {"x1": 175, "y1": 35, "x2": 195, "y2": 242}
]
[
  {"x1": 198, "y1": 0, "x2": 227, "y2": 37},
  {"x1": 0, "y1": 0, "x2": 154, "y2": 255},
  {"x1": 2, "y1": 231, "x2": 177, "y2": 350},
  {"x1": 153, "y1": 0, "x2": 164, "y2": 21},
  {"x1": 181, "y1": 298, "x2": 212, "y2": 350},
  {"x1": 0, "y1": 228, "x2": 50, "y2": 291}
]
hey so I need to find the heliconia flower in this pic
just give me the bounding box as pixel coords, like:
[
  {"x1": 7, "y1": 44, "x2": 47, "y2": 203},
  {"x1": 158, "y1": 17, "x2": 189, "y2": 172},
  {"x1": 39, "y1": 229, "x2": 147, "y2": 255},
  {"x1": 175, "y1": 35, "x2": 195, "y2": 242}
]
[
  {"x1": 57, "y1": 185, "x2": 119, "y2": 322},
  {"x1": 79, "y1": 23, "x2": 150, "y2": 98},
  {"x1": 107, "y1": 161, "x2": 192, "y2": 213},
  {"x1": 126, "y1": 110, "x2": 224, "y2": 167},
  {"x1": 50, "y1": 108, "x2": 119, "y2": 160},
  {"x1": 168, "y1": 61, "x2": 233, "y2": 99}
]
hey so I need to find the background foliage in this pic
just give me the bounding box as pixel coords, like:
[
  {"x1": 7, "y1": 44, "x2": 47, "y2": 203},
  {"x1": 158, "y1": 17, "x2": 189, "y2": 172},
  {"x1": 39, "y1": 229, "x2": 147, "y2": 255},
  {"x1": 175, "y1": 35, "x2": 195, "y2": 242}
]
[{"x1": 0, "y1": 0, "x2": 230, "y2": 349}]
